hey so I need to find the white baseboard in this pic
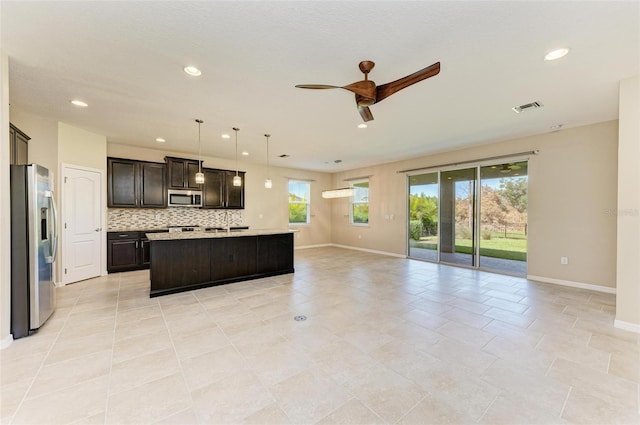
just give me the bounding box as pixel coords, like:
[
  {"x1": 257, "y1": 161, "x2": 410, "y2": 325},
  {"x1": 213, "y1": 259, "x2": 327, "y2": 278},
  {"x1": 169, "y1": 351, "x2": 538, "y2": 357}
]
[
  {"x1": 331, "y1": 244, "x2": 406, "y2": 259},
  {"x1": 295, "y1": 244, "x2": 332, "y2": 250},
  {"x1": 0, "y1": 334, "x2": 13, "y2": 350},
  {"x1": 614, "y1": 319, "x2": 640, "y2": 334},
  {"x1": 527, "y1": 275, "x2": 616, "y2": 294}
]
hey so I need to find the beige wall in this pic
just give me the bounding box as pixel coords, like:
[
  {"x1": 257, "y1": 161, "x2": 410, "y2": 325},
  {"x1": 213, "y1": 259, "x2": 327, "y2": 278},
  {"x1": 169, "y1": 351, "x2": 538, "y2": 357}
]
[
  {"x1": 9, "y1": 109, "x2": 59, "y2": 185},
  {"x1": 332, "y1": 120, "x2": 619, "y2": 288},
  {"x1": 1, "y1": 50, "x2": 12, "y2": 347},
  {"x1": 58, "y1": 122, "x2": 107, "y2": 171},
  {"x1": 107, "y1": 143, "x2": 333, "y2": 247},
  {"x1": 616, "y1": 75, "x2": 640, "y2": 329}
]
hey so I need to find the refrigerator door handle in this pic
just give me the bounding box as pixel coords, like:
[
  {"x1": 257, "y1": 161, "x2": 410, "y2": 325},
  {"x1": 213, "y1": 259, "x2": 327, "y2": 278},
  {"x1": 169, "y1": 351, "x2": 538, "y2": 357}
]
[{"x1": 46, "y1": 190, "x2": 59, "y2": 263}]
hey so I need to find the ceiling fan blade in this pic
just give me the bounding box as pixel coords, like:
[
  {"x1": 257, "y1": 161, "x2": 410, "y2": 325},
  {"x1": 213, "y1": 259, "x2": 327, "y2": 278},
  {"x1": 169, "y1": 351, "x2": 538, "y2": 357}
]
[
  {"x1": 375, "y1": 62, "x2": 440, "y2": 103},
  {"x1": 295, "y1": 84, "x2": 342, "y2": 89},
  {"x1": 296, "y1": 81, "x2": 376, "y2": 100},
  {"x1": 343, "y1": 80, "x2": 377, "y2": 100},
  {"x1": 358, "y1": 105, "x2": 374, "y2": 122}
]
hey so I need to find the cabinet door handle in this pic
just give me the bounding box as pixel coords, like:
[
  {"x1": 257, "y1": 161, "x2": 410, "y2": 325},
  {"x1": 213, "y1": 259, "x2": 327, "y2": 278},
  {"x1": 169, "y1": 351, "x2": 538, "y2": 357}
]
[
  {"x1": 119, "y1": 234, "x2": 129, "y2": 237},
  {"x1": 135, "y1": 241, "x2": 139, "y2": 249}
]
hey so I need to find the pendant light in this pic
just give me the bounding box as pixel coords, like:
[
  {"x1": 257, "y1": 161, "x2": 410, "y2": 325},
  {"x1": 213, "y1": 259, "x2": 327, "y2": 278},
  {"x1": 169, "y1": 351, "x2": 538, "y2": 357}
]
[
  {"x1": 322, "y1": 159, "x2": 354, "y2": 198},
  {"x1": 195, "y1": 119, "x2": 205, "y2": 184},
  {"x1": 232, "y1": 127, "x2": 242, "y2": 187},
  {"x1": 264, "y1": 134, "x2": 272, "y2": 189}
]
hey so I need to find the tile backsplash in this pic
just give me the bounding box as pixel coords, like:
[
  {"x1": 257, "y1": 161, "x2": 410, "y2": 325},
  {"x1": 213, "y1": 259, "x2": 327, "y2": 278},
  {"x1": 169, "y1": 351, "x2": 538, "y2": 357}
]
[{"x1": 107, "y1": 208, "x2": 243, "y2": 231}]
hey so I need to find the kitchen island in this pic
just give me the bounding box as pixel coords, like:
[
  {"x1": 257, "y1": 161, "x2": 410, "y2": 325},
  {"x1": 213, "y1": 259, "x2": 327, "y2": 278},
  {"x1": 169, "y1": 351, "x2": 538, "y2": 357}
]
[{"x1": 146, "y1": 229, "x2": 295, "y2": 297}]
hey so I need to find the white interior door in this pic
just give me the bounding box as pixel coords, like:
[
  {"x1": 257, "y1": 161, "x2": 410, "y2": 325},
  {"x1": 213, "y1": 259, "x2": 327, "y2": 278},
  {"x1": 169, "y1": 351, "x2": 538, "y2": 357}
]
[{"x1": 62, "y1": 164, "x2": 103, "y2": 284}]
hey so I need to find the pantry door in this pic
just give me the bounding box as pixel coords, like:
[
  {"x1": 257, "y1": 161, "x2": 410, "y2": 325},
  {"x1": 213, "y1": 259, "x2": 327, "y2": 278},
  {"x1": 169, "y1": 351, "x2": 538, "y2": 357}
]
[{"x1": 61, "y1": 164, "x2": 104, "y2": 284}]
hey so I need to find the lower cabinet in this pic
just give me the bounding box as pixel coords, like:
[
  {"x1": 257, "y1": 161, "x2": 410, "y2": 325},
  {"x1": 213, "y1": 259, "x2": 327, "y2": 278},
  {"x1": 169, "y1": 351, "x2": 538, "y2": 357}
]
[
  {"x1": 211, "y1": 236, "x2": 257, "y2": 281},
  {"x1": 107, "y1": 230, "x2": 168, "y2": 273},
  {"x1": 149, "y1": 233, "x2": 294, "y2": 297}
]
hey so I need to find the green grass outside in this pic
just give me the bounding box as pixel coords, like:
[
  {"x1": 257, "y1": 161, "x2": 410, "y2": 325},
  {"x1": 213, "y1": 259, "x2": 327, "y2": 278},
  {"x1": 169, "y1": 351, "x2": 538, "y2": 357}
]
[{"x1": 410, "y1": 236, "x2": 527, "y2": 262}]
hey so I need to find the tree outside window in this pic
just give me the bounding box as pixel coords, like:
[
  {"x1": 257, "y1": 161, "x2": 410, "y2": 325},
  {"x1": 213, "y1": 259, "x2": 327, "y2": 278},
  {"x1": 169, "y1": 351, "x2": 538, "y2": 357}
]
[
  {"x1": 351, "y1": 180, "x2": 369, "y2": 225},
  {"x1": 289, "y1": 180, "x2": 310, "y2": 224}
]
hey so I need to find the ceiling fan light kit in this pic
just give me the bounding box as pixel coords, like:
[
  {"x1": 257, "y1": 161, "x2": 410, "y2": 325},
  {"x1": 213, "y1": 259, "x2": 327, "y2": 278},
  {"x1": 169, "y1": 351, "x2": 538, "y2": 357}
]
[{"x1": 296, "y1": 60, "x2": 441, "y2": 122}]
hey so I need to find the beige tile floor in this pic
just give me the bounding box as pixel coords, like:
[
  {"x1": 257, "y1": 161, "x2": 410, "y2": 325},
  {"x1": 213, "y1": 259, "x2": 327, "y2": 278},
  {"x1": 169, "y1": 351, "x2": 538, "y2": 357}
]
[{"x1": 2, "y1": 247, "x2": 639, "y2": 425}]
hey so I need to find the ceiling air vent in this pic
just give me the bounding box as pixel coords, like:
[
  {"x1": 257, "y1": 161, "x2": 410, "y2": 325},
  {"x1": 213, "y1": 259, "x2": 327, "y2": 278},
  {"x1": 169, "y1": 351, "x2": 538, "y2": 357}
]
[{"x1": 512, "y1": 101, "x2": 543, "y2": 113}]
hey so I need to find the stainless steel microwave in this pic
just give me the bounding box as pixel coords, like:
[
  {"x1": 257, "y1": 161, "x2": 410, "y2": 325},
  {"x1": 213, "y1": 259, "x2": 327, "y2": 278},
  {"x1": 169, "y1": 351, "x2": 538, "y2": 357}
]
[{"x1": 167, "y1": 189, "x2": 202, "y2": 207}]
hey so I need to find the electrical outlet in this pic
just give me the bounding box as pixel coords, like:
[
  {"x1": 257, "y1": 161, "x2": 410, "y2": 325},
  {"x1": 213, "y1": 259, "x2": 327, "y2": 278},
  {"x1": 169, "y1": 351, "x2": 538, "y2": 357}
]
[{"x1": 561, "y1": 257, "x2": 568, "y2": 265}]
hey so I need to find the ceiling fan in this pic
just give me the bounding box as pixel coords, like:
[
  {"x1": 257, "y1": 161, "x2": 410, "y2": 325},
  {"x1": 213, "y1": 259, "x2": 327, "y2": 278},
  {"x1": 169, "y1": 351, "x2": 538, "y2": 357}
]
[
  {"x1": 499, "y1": 163, "x2": 522, "y2": 173},
  {"x1": 295, "y1": 60, "x2": 440, "y2": 122}
]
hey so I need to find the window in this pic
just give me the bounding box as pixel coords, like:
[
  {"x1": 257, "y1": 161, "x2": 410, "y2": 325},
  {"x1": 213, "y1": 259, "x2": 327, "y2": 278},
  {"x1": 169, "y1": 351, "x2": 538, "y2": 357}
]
[
  {"x1": 350, "y1": 179, "x2": 369, "y2": 225},
  {"x1": 288, "y1": 180, "x2": 310, "y2": 224}
]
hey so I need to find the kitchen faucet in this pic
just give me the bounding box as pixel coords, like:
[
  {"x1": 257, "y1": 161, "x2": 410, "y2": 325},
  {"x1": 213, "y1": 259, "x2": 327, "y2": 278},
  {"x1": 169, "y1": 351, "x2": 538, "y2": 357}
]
[{"x1": 225, "y1": 210, "x2": 231, "y2": 232}]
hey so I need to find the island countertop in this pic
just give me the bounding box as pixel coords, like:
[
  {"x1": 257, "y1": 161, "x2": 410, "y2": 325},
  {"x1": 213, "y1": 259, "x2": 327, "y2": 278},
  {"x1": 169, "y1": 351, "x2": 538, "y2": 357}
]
[{"x1": 145, "y1": 228, "x2": 296, "y2": 241}]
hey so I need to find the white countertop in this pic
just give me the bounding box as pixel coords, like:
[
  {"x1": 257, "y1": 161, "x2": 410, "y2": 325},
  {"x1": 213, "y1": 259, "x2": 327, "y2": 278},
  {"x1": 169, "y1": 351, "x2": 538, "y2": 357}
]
[{"x1": 145, "y1": 229, "x2": 296, "y2": 241}]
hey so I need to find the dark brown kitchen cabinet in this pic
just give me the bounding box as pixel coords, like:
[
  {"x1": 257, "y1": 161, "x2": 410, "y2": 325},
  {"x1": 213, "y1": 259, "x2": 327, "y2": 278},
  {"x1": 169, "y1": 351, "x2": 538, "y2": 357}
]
[
  {"x1": 210, "y1": 236, "x2": 257, "y2": 281},
  {"x1": 166, "y1": 157, "x2": 202, "y2": 190},
  {"x1": 225, "y1": 170, "x2": 245, "y2": 209},
  {"x1": 107, "y1": 230, "x2": 168, "y2": 272},
  {"x1": 149, "y1": 232, "x2": 294, "y2": 297},
  {"x1": 257, "y1": 233, "x2": 294, "y2": 273},
  {"x1": 9, "y1": 123, "x2": 29, "y2": 165},
  {"x1": 107, "y1": 232, "x2": 140, "y2": 272},
  {"x1": 202, "y1": 168, "x2": 245, "y2": 209},
  {"x1": 107, "y1": 158, "x2": 167, "y2": 208}
]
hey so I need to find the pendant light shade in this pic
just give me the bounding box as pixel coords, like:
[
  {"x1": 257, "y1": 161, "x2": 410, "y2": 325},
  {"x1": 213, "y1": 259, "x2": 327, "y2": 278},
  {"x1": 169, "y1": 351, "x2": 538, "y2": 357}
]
[
  {"x1": 232, "y1": 127, "x2": 242, "y2": 187},
  {"x1": 264, "y1": 133, "x2": 272, "y2": 189},
  {"x1": 322, "y1": 188, "x2": 354, "y2": 198},
  {"x1": 195, "y1": 119, "x2": 205, "y2": 184},
  {"x1": 322, "y1": 159, "x2": 354, "y2": 198}
]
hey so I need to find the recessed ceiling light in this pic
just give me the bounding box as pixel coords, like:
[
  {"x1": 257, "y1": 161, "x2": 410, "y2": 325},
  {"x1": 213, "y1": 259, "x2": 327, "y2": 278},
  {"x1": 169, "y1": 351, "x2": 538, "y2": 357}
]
[
  {"x1": 544, "y1": 48, "x2": 570, "y2": 61},
  {"x1": 241, "y1": 151, "x2": 249, "y2": 156},
  {"x1": 70, "y1": 99, "x2": 88, "y2": 107},
  {"x1": 155, "y1": 138, "x2": 166, "y2": 143},
  {"x1": 221, "y1": 133, "x2": 231, "y2": 139},
  {"x1": 357, "y1": 123, "x2": 367, "y2": 129},
  {"x1": 183, "y1": 66, "x2": 202, "y2": 76}
]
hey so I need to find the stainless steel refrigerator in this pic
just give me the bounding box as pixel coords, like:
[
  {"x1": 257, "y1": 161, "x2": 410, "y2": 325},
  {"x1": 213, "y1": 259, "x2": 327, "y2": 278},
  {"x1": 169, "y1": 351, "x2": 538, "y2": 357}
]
[{"x1": 10, "y1": 164, "x2": 58, "y2": 339}]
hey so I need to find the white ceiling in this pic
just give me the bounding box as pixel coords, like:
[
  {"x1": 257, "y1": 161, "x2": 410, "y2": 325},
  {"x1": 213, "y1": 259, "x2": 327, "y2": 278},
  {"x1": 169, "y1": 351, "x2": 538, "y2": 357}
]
[{"x1": 2, "y1": 1, "x2": 639, "y2": 172}]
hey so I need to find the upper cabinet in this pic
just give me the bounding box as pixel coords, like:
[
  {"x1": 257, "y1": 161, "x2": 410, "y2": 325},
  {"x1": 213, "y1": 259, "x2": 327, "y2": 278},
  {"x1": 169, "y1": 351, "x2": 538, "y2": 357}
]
[
  {"x1": 9, "y1": 123, "x2": 30, "y2": 165},
  {"x1": 166, "y1": 157, "x2": 202, "y2": 190},
  {"x1": 202, "y1": 168, "x2": 245, "y2": 209},
  {"x1": 107, "y1": 157, "x2": 167, "y2": 208},
  {"x1": 225, "y1": 170, "x2": 245, "y2": 209}
]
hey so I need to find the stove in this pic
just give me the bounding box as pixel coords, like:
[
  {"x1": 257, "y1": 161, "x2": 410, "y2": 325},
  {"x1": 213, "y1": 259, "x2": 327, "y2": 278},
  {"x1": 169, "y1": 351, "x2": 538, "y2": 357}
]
[{"x1": 167, "y1": 225, "x2": 200, "y2": 233}]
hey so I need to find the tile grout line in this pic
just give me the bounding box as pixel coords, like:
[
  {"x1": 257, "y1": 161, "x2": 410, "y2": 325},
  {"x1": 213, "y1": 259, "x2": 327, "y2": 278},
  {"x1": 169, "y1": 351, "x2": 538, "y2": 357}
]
[
  {"x1": 476, "y1": 394, "x2": 498, "y2": 423},
  {"x1": 391, "y1": 393, "x2": 428, "y2": 424},
  {"x1": 102, "y1": 273, "x2": 122, "y2": 424},
  {"x1": 8, "y1": 281, "x2": 85, "y2": 425},
  {"x1": 153, "y1": 294, "x2": 200, "y2": 424},
  {"x1": 558, "y1": 386, "x2": 573, "y2": 419}
]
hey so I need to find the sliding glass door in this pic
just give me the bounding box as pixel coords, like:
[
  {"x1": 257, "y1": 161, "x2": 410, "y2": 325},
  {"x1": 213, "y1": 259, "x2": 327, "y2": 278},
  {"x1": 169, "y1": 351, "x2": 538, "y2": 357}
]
[
  {"x1": 439, "y1": 168, "x2": 477, "y2": 267},
  {"x1": 408, "y1": 173, "x2": 439, "y2": 261},
  {"x1": 407, "y1": 161, "x2": 528, "y2": 276},
  {"x1": 479, "y1": 161, "x2": 528, "y2": 275}
]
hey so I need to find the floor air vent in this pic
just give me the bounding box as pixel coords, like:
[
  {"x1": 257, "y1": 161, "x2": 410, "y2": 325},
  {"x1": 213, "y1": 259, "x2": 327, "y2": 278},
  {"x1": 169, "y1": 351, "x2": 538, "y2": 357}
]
[{"x1": 512, "y1": 101, "x2": 543, "y2": 113}]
